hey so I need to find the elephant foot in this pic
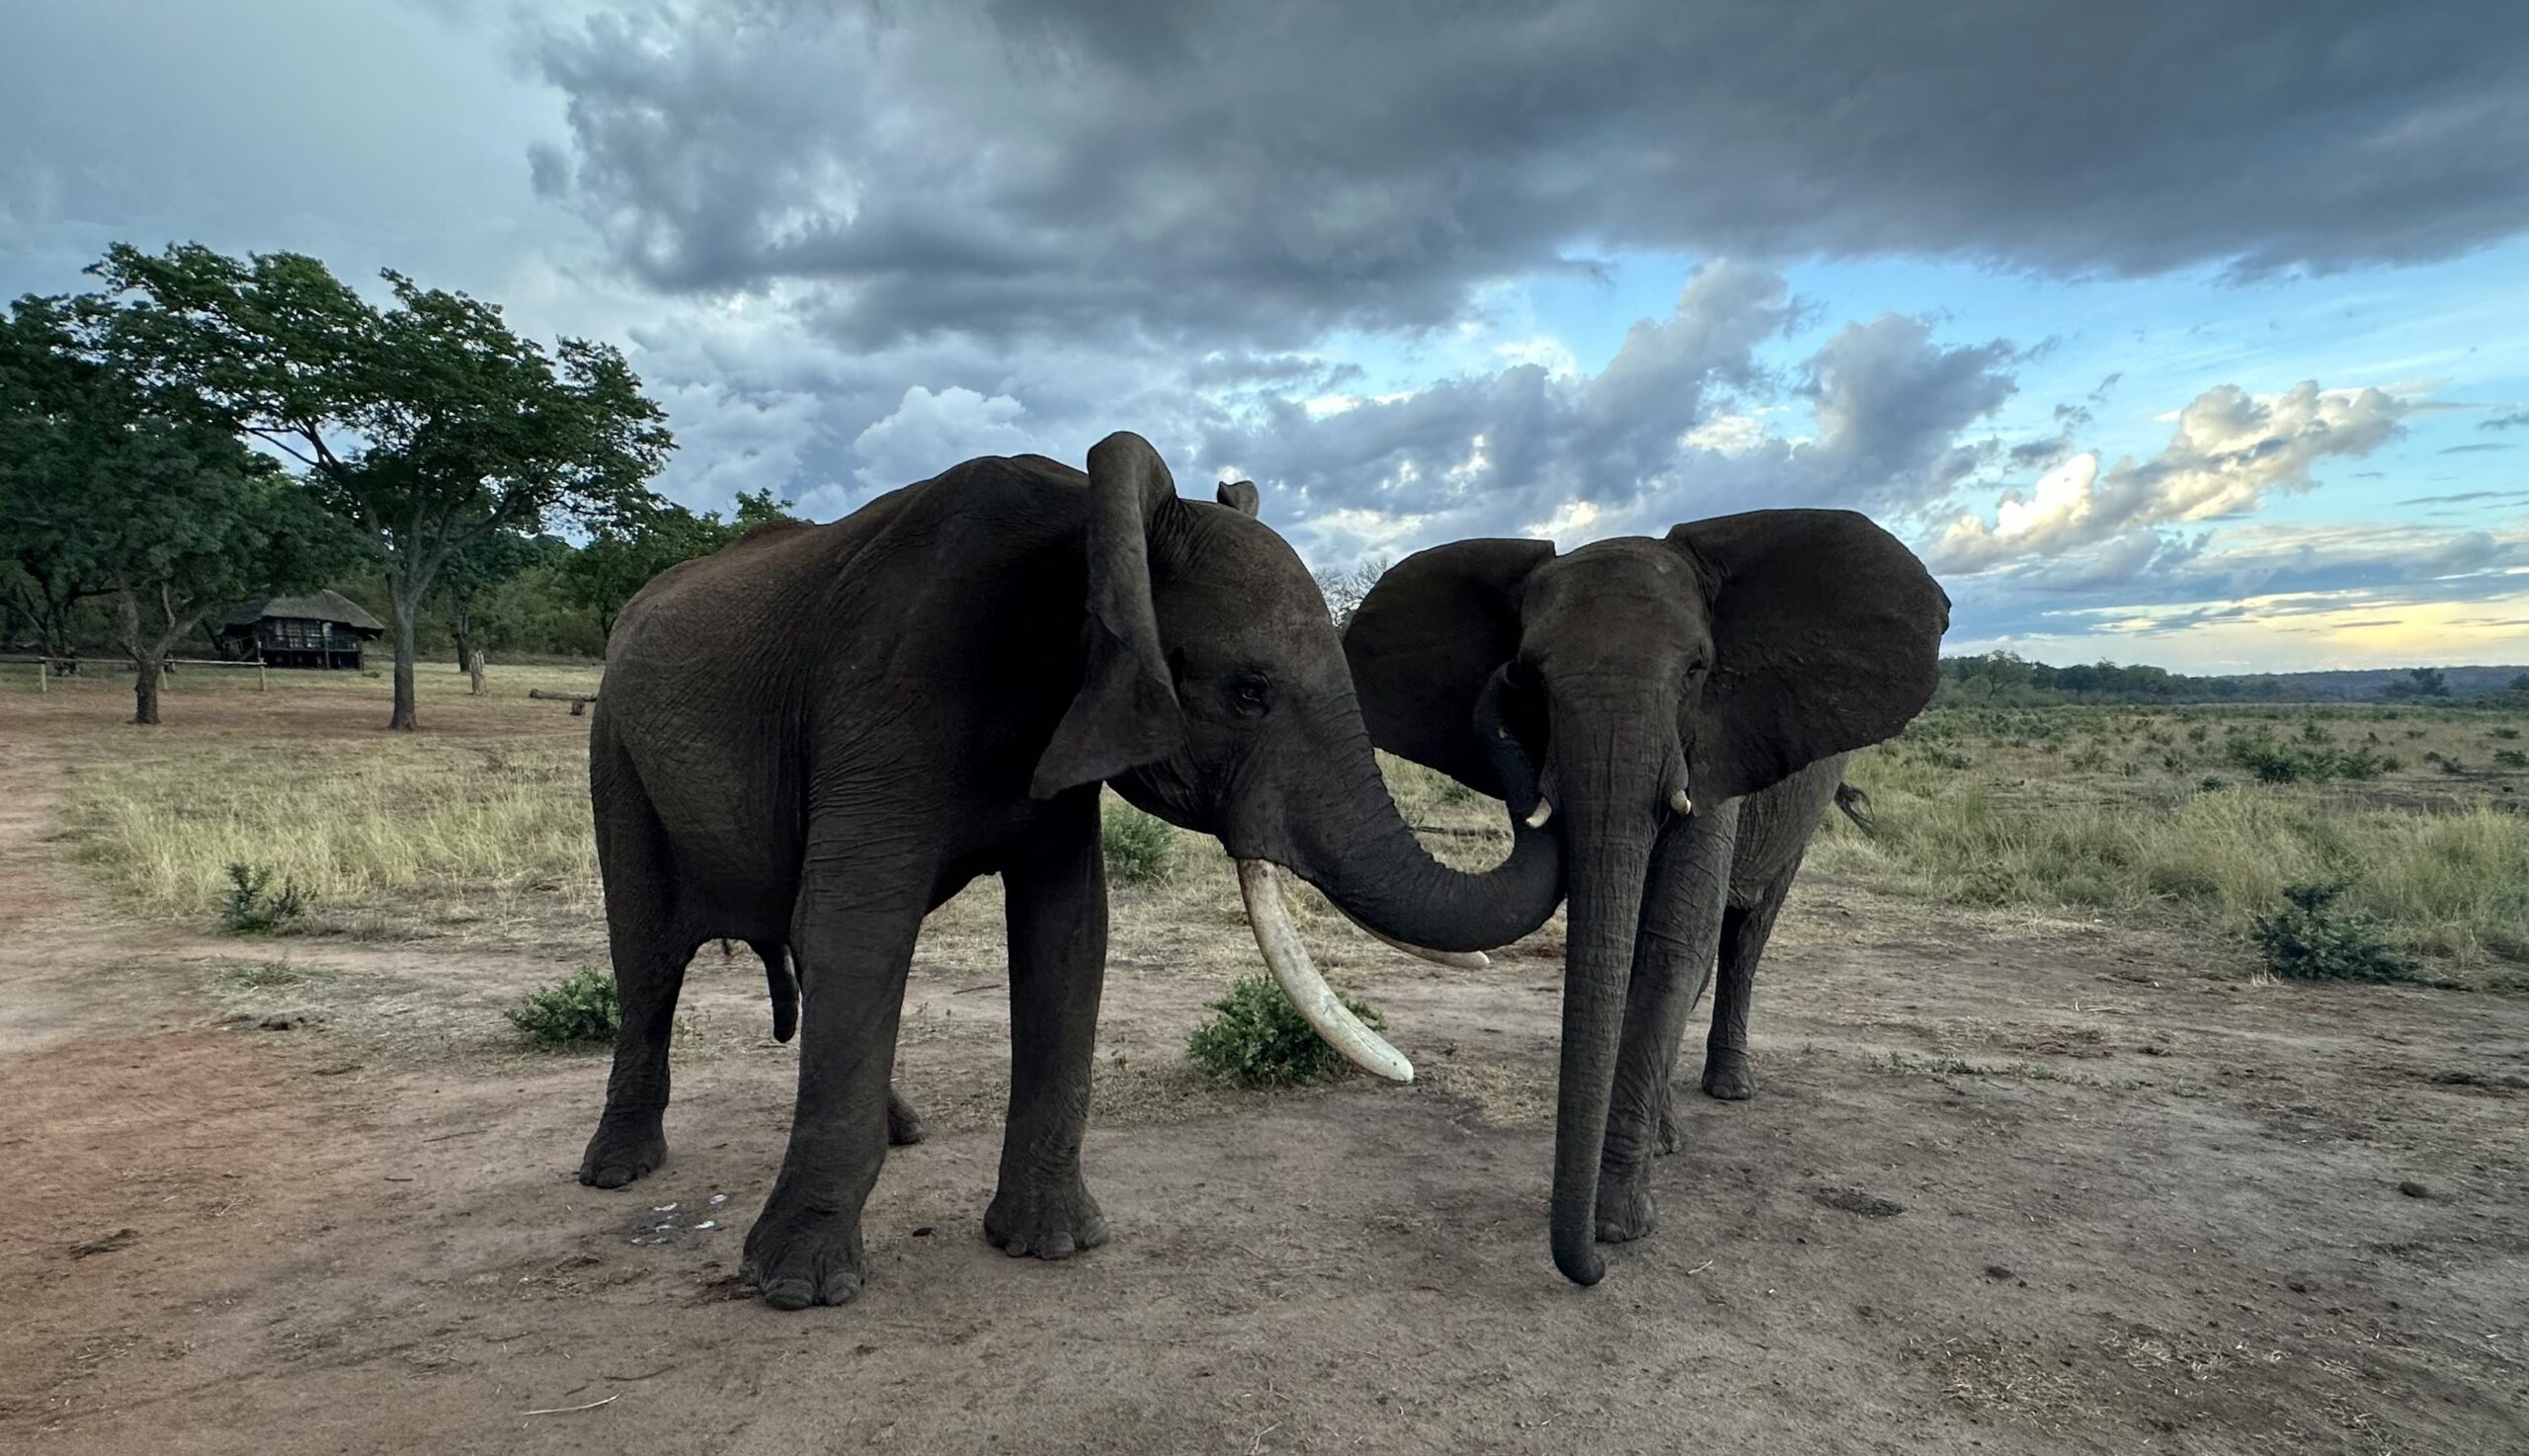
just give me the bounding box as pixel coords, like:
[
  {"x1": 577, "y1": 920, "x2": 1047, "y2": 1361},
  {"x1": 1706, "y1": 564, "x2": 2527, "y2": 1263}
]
[
  {"x1": 984, "y1": 1173, "x2": 1108, "y2": 1260},
  {"x1": 886, "y1": 1091, "x2": 928, "y2": 1147},
  {"x1": 1594, "y1": 1161, "x2": 1659, "y2": 1245},
  {"x1": 576, "y1": 1109, "x2": 667, "y2": 1189},
  {"x1": 1701, "y1": 1046, "x2": 1755, "y2": 1101},
  {"x1": 742, "y1": 1201, "x2": 866, "y2": 1310}
]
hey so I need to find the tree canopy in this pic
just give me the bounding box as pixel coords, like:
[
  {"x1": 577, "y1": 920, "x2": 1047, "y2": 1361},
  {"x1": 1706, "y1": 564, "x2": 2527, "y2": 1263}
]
[{"x1": 88, "y1": 243, "x2": 674, "y2": 728}]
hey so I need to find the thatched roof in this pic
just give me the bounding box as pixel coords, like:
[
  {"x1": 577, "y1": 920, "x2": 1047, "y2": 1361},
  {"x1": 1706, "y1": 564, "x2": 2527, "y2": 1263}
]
[{"x1": 223, "y1": 590, "x2": 386, "y2": 633}]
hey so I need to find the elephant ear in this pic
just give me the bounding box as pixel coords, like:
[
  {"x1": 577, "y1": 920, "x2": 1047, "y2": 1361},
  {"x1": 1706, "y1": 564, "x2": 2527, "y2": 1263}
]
[
  {"x1": 1029, "y1": 432, "x2": 1188, "y2": 798},
  {"x1": 1665, "y1": 509, "x2": 1950, "y2": 802},
  {"x1": 1214, "y1": 479, "x2": 1261, "y2": 517},
  {"x1": 1343, "y1": 538, "x2": 1554, "y2": 797}
]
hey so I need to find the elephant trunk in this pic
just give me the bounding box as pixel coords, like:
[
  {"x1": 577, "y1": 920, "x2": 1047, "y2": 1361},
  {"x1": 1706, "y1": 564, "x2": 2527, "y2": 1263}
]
[
  {"x1": 1275, "y1": 705, "x2": 1564, "y2": 956},
  {"x1": 1542, "y1": 692, "x2": 1673, "y2": 1286}
]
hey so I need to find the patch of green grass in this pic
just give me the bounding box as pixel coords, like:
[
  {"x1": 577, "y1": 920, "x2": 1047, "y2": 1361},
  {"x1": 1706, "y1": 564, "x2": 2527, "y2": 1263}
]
[
  {"x1": 2250, "y1": 880, "x2": 2417, "y2": 984},
  {"x1": 1185, "y1": 973, "x2": 1383, "y2": 1088},
  {"x1": 220, "y1": 861, "x2": 307, "y2": 933},
  {"x1": 219, "y1": 960, "x2": 311, "y2": 989},
  {"x1": 506, "y1": 967, "x2": 621, "y2": 1047},
  {"x1": 1101, "y1": 803, "x2": 1182, "y2": 885}
]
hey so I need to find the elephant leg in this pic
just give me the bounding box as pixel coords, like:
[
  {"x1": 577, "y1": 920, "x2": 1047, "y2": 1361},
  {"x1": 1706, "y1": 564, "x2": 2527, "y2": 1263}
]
[
  {"x1": 753, "y1": 936, "x2": 925, "y2": 1145},
  {"x1": 1701, "y1": 858, "x2": 1802, "y2": 1101},
  {"x1": 1594, "y1": 804, "x2": 1736, "y2": 1245},
  {"x1": 887, "y1": 1085, "x2": 929, "y2": 1147},
  {"x1": 984, "y1": 788, "x2": 1109, "y2": 1259},
  {"x1": 579, "y1": 742, "x2": 700, "y2": 1189},
  {"x1": 741, "y1": 856, "x2": 927, "y2": 1311}
]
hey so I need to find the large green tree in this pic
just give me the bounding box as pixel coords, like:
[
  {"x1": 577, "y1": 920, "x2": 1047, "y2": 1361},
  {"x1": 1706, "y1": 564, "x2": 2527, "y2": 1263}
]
[
  {"x1": 435, "y1": 529, "x2": 564, "y2": 669},
  {"x1": 90, "y1": 244, "x2": 674, "y2": 729},
  {"x1": 1, "y1": 293, "x2": 351, "y2": 722},
  {"x1": 0, "y1": 296, "x2": 108, "y2": 660}
]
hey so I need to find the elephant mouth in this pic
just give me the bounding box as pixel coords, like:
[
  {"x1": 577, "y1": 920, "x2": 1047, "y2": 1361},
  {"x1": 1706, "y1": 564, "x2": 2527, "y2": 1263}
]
[{"x1": 1232, "y1": 860, "x2": 1492, "y2": 1086}]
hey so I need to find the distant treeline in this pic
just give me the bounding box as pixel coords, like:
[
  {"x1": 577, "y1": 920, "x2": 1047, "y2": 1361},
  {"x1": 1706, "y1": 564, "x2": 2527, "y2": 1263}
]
[{"x1": 1939, "y1": 652, "x2": 2529, "y2": 706}]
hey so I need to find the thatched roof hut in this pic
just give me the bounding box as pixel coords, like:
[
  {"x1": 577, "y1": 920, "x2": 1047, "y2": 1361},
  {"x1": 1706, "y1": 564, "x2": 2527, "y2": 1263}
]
[{"x1": 214, "y1": 590, "x2": 385, "y2": 670}]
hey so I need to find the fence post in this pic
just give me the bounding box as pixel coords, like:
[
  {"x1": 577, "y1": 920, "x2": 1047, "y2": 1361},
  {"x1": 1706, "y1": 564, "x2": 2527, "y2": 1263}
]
[
  {"x1": 468, "y1": 650, "x2": 486, "y2": 696},
  {"x1": 259, "y1": 661, "x2": 269, "y2": 692}
]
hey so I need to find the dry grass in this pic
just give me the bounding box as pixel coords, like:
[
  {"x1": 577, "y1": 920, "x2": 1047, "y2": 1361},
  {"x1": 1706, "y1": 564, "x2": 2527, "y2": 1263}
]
[
  {"x1": 1813, "y1": 704, "x2": 2529, "y2": 970},
  {"x1": 61, "y1": 735, "x2": 597, "y2": 925}
]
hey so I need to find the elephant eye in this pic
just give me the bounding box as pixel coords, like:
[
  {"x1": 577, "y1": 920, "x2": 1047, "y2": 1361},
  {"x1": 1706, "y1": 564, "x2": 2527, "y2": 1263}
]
[{"x1": 1229, "y1": 674, "x2": 1273, "y2": 717}]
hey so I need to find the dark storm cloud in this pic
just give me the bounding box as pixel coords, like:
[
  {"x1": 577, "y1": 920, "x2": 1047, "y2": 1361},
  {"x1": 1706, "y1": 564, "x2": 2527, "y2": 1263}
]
[{"x1": 531, "y1": 0, "x2": 2529, "y2": 347}]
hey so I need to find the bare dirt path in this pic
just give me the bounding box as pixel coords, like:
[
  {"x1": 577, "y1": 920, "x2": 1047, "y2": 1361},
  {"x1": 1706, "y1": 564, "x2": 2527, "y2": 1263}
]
[{"x1": 2, "y1": 688, "x2": 2524, "y2": 1454}]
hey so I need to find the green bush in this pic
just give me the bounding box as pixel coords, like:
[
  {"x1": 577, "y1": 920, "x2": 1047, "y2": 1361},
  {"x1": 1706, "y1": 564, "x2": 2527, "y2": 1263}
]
[
  {"x1": 507, "y1": 968, "x2": 621, "y2": 1047},
  {"x1": 2494, "y1": 749, "x2": 2529, "y2": 769},
  {"x1": 1101, "y1": 804, "x2": 1182, "y2": 885},
  {"x1": 2489, "y1": 726, "x2": 2520, "y2": 741},
  {"x1": 1185, "y1": 973, "x2": 1383, "y2": 1088},
  {"x1": 221, "y1": 861, "x2": 307, "y2": 933},
  {"x1": 2250, "y1": 881, "x2": 2417, "y2": 984}
]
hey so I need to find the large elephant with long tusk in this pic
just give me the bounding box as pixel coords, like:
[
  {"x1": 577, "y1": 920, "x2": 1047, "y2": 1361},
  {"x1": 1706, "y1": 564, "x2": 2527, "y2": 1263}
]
[{"x1": 575, "y1": 432, "x2": 1563, "y2": 1310}]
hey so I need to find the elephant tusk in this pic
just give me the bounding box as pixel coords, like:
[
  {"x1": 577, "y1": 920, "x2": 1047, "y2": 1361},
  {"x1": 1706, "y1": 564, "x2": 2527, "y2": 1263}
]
[
  {"x1": 1236, "y1": 861, "x2": 1414, "y2": 1084},
  {"x1": 1523, "y1": 796, "x2": 1554, "y2": 829},
  {"x1": 1333, "y1": 903, "x2": 1490, "y2": 971},
  {"x1": 1668, "y1": 787, "x2": 1693, "y2": 816}
]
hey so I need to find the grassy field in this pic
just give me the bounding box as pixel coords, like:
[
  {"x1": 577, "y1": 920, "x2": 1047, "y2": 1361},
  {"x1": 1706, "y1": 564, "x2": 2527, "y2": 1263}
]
[
  {"x1": 1815, "y1": 703, "x2": 2529, "y2": 974},
  {"x1": 25, "y1": 660, "x2": 2529, "y2": 984}
]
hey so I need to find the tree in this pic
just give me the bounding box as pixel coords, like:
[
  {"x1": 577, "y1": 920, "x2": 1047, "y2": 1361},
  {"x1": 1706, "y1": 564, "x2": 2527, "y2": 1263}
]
[
  {"x1": 0, "y1": 293, "x2": 352, "y2": 722},
  {"x1": 556, "y1": 494, "x2": 786, "y2": 641},
  {"x1": 1311, "y1": 556, "x2": 1389, "y2": 632},
  {"x1": 90, "y1": 244, "x2": 674, "y2": 730},
  {"x1": 2380, "y1": 666, "x2": 2450, "y2": 701},
  {"x1": 0, "y1": 296, "x2": 109, "y2": 660},
  {"x1": 435, "y1": 530, "x2": 562, "y2": 669}
]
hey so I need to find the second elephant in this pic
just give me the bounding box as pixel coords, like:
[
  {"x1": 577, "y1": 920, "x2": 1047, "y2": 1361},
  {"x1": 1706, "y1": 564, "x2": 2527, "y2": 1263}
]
[{"x1": 1344, "y1": 511, "x2": 1947, "y2": 1287}]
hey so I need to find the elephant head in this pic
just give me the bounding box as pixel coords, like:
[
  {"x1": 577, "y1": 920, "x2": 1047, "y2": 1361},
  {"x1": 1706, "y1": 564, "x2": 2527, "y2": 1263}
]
[
  {"x1": 1029, "y1": 434, "x2": 1565, "y2": 1078},
  {"x1": 1343, "y1": 512, "x2": 1948, "y2": 1283}
]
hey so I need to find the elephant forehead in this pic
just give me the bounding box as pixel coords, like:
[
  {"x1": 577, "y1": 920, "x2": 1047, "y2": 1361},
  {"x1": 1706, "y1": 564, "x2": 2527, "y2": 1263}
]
[{"x1": 1525, "y1": 543, "x2": 1702, "y2": 638}]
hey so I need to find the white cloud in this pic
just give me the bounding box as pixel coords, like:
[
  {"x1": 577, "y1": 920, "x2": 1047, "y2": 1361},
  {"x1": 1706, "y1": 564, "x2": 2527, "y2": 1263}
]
[
  {"x1": 851, "y1": 385, "x2": 1050, "y2": 489},
  {"x1": 1937, "y1": 380, "x2": 2411, "y2": 570}
]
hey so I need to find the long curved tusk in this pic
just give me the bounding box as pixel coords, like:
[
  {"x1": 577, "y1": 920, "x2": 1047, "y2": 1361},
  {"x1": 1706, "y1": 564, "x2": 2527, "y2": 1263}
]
[
  {"x1": 1236, "y1": 861, "x2": 1414, "y2": 1084},
  {"x1": 1669, "y1": 787, "x2": 1693, "y2": 816},
  {"x1": 1333, "y1": 903, "x2": 1491, "y2": 970},
  {"x1": 1523, "y1": 796, "x2": 1554, "y2": 829}
]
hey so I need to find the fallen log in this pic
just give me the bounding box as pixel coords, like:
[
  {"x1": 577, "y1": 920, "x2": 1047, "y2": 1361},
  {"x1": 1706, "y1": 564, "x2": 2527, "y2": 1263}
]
[{"x1": 529, "y1": 688, "x2": 601, "y2": 716}]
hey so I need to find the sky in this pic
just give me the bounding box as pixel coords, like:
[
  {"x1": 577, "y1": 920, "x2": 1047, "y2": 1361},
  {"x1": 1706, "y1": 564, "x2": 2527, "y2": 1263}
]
[{"x1": 6, "y1": 0, "x2": 2528, "y2": 673}]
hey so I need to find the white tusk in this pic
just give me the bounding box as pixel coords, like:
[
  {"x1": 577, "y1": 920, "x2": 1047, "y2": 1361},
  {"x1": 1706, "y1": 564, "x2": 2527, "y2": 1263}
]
[
  {"x1": 1669, "y1": 788, "x2": 1694, "y2": 816},
  {"x1": 1235, "y1": 861, "x2": 1414, "y2": 1084},
  {"x1": 1333, "y1": 903, "x2": 1490, "y2": 970},
  {"x1": 1523, "y1": 796, "x2": 1554, "y2": 829}
]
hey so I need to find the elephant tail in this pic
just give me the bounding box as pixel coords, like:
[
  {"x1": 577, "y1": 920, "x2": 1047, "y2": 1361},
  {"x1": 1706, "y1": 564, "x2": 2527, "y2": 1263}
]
[
  {"x1": 1834, "y1": 782, "x2": 1876, "y2": 838},
  {"x1": 750, "y1": 939, "x2": 800, "y2": 1043}
]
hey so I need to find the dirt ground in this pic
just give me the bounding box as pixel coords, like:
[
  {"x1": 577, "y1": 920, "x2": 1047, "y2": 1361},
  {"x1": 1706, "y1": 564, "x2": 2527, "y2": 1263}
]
[{"x1": 2, "y1": 678, "x2": 2524, "y2": 1455}]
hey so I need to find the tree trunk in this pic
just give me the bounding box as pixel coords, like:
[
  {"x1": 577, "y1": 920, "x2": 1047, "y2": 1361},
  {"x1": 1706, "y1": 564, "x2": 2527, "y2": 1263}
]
[
  {"x1": 450, "y1": 595, "x2": 474, "y2": 671},
  {"x1": 388, "y1": 574, "x2": 425, "y2": 731},
  {"x1": 131, "y1": 655, "x2": 163, "y2": 725}
]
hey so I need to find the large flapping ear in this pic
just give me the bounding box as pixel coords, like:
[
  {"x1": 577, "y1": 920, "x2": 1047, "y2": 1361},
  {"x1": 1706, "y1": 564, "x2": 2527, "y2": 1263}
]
[
  {"x1": 1342, "y1": 538, "x2": 1555, "y2": 797},
  {"x1": 1665, "y1": 509, "x2": 1950, "y2": 802},
  {"x1": 1214, "y1": 479, "x2": 1261, "y2": 517},
  {"x1": 1029, "y1": 432, "x2": 1189, "y2": 798}
]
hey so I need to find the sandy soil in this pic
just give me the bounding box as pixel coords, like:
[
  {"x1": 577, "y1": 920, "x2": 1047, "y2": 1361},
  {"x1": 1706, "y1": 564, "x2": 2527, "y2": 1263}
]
[{"x1": 2, "y1": 682, "x2": 2524, "y2": 1455}]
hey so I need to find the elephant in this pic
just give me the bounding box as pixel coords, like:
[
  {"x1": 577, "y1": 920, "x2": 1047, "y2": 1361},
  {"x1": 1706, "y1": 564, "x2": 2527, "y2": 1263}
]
[
  {"x1": 577, "y1": 432, "x2": 1563, "y2": 1310},
  {"x1": 1343, "y1": 511, "x2": 1946, "y2": 1287}
]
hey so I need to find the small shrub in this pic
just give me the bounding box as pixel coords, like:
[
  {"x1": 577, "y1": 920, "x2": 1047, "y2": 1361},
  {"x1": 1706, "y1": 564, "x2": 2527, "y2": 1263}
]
[
  {"x1": 1185, "y1": 973, "x2": 1383, "y2": 1088},
  {"x1": 2490, "y1": 726, "x2": 2520, "y2": 741},
  {"x1": 2335, "y1": 747, "x2": 2387, "y2": 781},
  {"x1": 2251, "y1": 881, "x2": 2417, "y2": 984},
  {"x1": 2495, "y1": 749, "x2": 2529, "y2": 769},
  {"x1": 507, "y1": 968, "x2": 621, "y2": 1047},
  {"x1": 2069, "y1": 746, "x2": 2109, "y2": 772},
  {"x1": 2438, "y1": 757, "x2": 2468, "y2": 776},
  {"x1": 2198, "y1": 775, "x2": 2229, "y2": 792},
  {"x1": 1101, "y1": 804, "x2": 1182, "y2": 885},
  {"x1": 221, "y1": 861, "x2": 307, "y2": 933},
  {"x1": 2299, "y1": 720, "x2": 2330, "y2": 745}
]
